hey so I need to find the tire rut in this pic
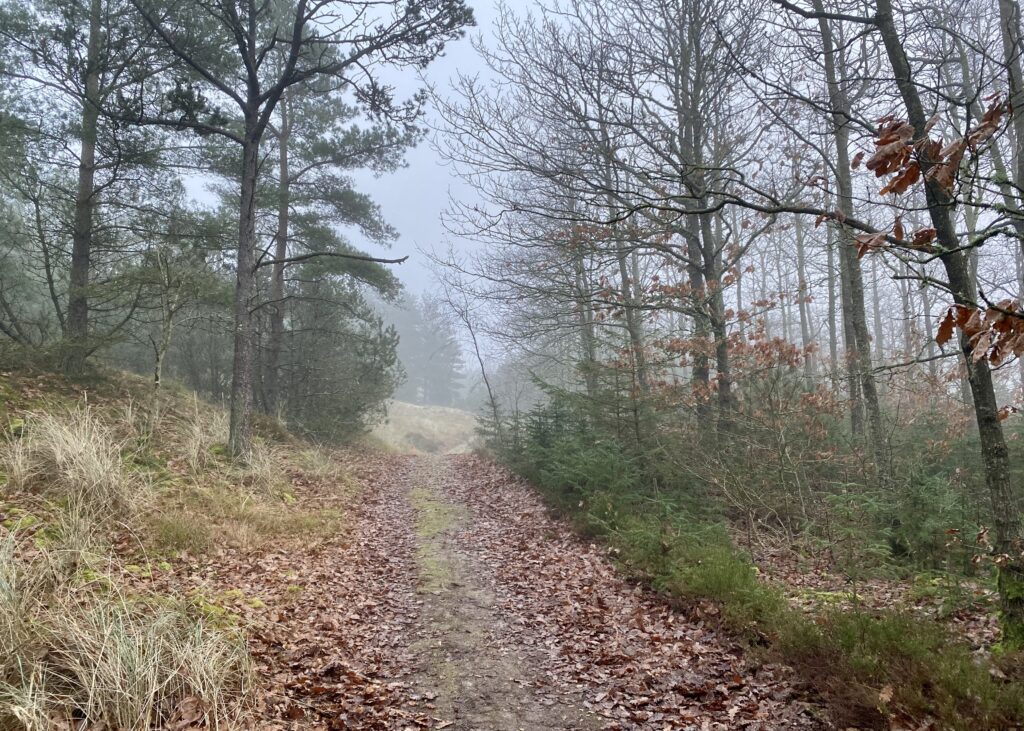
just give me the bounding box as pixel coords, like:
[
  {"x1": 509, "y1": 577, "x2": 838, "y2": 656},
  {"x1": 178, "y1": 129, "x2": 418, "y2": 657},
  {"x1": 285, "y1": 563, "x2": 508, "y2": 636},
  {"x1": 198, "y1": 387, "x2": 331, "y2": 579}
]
[{"x1": 401, "y1": 455, "x2": 599, "y2": 731}]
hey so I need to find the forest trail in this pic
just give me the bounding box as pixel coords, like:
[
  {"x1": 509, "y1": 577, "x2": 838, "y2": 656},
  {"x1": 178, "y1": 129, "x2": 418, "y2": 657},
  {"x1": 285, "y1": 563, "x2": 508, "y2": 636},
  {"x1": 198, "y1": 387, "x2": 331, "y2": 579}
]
[{"x1": 284, "y1": 453, "x2": 825, "y2": 730}]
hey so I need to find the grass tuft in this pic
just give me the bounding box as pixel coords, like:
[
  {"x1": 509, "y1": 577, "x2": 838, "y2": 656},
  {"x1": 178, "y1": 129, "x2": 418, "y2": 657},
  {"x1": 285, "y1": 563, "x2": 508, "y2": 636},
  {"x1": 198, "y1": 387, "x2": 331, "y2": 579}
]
[
  {"x1": 0, "y1": 535, "x2": 252, "y2": 730},
  {"x1": 1, "y1": 407, "x2": 145, "y2": 523}
]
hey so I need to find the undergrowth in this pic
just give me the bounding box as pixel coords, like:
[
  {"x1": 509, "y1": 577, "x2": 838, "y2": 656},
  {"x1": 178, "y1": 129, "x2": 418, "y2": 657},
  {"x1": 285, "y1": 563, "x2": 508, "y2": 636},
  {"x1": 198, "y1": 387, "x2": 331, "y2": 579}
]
[
  {"x1": 502, "y1": 395, "x2": 1024, "y2": 730},
  {"x1": 0, "y1": 368, "x2": 353, "y2": 729},
  {"x1": 0, "y1": 535, "x2": 252, "y2": 730},
  {"x1": 2, "y1": 408, "x2": 146, "y2": 523}
]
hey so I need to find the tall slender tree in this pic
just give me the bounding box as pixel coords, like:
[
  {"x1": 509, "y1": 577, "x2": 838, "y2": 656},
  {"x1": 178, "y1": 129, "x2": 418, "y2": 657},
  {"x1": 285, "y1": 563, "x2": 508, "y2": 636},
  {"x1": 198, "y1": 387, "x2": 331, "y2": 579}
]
[{"x1": 118, "y1": 0, "x2": 472, "y2": 456}]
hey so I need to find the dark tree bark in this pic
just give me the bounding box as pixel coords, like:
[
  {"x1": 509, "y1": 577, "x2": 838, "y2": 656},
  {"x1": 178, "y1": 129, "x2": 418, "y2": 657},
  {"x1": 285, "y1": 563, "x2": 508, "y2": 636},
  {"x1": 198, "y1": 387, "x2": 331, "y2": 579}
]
[
  {"x1": 229, "y1": 128, "x2": 261, "y2": 458},
  {"x1": 63, "y1": 0, "x2": 102, "y2": 376},
  {"x1": 875, "y1": 0, "x2": 1024, "y2": 646},
  {"x1": 265, "y1": 93, "x2": 291, "y2": 418},
  {"x1": 814, "y1": 0, "x2": 888, "y2": 477}
]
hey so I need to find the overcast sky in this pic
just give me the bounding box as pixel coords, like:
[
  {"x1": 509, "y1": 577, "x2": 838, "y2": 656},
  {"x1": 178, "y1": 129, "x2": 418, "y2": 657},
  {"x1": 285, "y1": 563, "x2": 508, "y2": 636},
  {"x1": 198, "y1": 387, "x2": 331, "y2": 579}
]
[
  {"x1": 181, "y1": 1, "x2": 509, "y2": 296},
  {"x1": 351, "y1": 0, "x2": 507, "y2": 295}
]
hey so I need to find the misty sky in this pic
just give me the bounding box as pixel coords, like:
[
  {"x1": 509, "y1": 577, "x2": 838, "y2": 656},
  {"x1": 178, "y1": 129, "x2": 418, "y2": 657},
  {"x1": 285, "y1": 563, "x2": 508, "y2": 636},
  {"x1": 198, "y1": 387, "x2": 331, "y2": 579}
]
[
  {"x1": 351, "y1": 0, "x2": 509, "y2": 295},
  {"x1": 180, "y1": 1, "x2": 513, "y2": 296}
]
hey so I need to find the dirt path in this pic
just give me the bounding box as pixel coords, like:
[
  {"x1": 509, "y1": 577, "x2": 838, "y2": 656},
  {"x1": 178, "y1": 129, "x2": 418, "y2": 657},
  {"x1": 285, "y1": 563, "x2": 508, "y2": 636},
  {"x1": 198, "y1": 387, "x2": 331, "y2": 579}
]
[
  {"x1": 395, "y1": 455, "x2": 825, "y2": 731},
  {"x1": 154, "y1": 452, "x2": 825, "y2": 729},
  {"x1": 401, "y1": 456, "x2": 599, "y2": 730}
]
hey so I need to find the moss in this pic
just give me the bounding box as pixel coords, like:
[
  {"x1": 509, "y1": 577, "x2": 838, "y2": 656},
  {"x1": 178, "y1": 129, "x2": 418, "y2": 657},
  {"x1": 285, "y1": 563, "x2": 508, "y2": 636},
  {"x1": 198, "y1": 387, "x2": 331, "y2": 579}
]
[
  {"x1": 998, "y1": 564, "x2": 1024, "y2": 651},
  {"x1": 187, "y1": 591, "x2": 241, "y2": 628},
  {"x1": 2, "y1": 508, "x2": 40, "y2": 530},
  {"x1": 410, "y1": 482, "x2": 465, "y2": 593},
  {"x1": 77, "y1": 567, "x2": 115, "y2": 590},
  {"x1": 797, "y1": 589, "x2": 858, "y2": 605},
  {"x1": 410, "y1": 487, "x2": 465, "y2": 538},
  {"x1": 32, "y1": 526, "x2": 61, "y2": 548},
  {"x1": 415, "y1": 547, "x2": 455, "y2": 592},
  {"x1": 126, "y1": 451, "x2": 168, "y2": 473}
]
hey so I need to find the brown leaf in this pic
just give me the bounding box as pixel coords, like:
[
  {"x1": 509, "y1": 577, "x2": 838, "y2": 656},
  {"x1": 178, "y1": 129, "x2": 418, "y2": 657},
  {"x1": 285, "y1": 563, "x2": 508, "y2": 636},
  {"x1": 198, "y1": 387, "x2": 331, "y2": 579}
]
[
  {"x1": 936, "y1": 309, "x2": 956, "y2": 346},
  {"x1": 962, "y1": 308, "x2": 985, "y2": 338},
  {"x1": 878, "y1": 162, "x2": 920, "y2": 195},
  {"x1": 926, "y1": 152, "x2": 964, "y2": 194},
  {"x1": 854, "y1": 231, "x2": 886, "y2": 259},
  {"x1": 866, "y1": 140, "x2": 910, "y2": 177},
  {"x1": 168, "y1": 696, "x2": 208, "y2": 731},
  {"x1": 911, "y1": 227, "x2": 937, "y2": 248},
  {"x1": 971, "y1": 330, "x2": 993, "y2": 361}
]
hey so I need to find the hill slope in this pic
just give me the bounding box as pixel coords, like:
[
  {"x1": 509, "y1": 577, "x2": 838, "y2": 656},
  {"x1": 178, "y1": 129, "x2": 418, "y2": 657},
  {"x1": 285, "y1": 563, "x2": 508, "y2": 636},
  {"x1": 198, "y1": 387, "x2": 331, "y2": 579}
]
[{"x1": 370, "y1": 400, "x2": 478, "y2": 454}]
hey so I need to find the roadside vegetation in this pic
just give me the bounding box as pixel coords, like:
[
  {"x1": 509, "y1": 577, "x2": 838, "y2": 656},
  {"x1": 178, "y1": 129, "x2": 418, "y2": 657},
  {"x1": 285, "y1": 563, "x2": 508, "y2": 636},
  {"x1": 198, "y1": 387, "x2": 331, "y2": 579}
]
[
  {"x1": 0, "y1": 367, "x2": 353, "y2": 729},
  {"x1": 483, "y1": 381, "x2": 1024, "y2": 729}
]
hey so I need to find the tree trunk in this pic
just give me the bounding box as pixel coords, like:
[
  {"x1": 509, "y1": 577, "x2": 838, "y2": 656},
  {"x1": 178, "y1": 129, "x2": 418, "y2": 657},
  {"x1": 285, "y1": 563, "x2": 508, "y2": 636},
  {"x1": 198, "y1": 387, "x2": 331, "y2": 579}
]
[
  {"x1": 921, "y1": 283, "x2": 939, "y2": 381},
  {"x1": 999, "y1": 0, "x2": 1024, "y2": 227},
  {"x1": 826, "y1": 221, "x2": 840, "y2": 390},
  {"x1": 991, "y1": 3, "x2": 1024, "y2": 393},
  {"x1": 778, "y1": 251, "x2": 792, "y2": 344},
  {"x1": 573, "y1": 241, "x2": 599, "y2": 398},
  {"x1": 149, "y1": 276, "x2": 177, "y2": 436},
  {"x1": 265, "y1": 94, "x2": 290, "y2": 418},
  {"x1": 838, "y1": 226, "x2": 863, "y2": 433},
  {"x1": 795, "y1": 215, "x2": 816, "y2": 385},
  {"x1": 898, "y1": 260, "x2": 913, "y2": 357},
  {"x1": 228, "y1": 130, "x2": 261, "y2": 459},
  {"x1": 64, "y1": 0, "x2": 102, "y2": 376},
  {"x1": 686, "y1": 221, "x2": 710, "y2": 402},
  {"x1": 875, "y1": 0, "x2": 1024, "y2": 646},
  {"x1": 814, "y1": 0, "x2": 888, "y2": 476},
  {"x1": 699, "y1": 211, "x2": 734, "y2": 426},
  {"x1": 1017, "y1": 249, "x2": 1024, "y2": 392},
  {"x1": 615, "y1": 237, "x2": 648, "y2": 451},
  {"x1": 871, "y1": 260, "x2": 885, "y2": 364}
]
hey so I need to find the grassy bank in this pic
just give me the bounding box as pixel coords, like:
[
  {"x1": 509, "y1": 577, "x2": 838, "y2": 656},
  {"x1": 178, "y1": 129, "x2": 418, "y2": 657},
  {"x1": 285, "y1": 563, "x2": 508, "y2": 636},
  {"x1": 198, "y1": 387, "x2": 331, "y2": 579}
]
[
  {"x1": 0, "y1": 367, "x2": 351, "y2": 729},
  {"x1": 508, "y1": 437, "x2": 1024, "y2": 730}
]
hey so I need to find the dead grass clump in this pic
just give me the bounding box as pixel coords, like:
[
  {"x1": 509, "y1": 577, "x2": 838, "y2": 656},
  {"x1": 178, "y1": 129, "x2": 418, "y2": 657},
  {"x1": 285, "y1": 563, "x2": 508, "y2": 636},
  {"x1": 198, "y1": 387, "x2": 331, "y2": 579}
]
[
  {"x1": 157, "y1": 483, "x2": 345, "y2": 553},
  {"x1": 150, "y1": 510, "x2": 213, "y2": 554},
  {"x1": 243, "y1": 439, "x2": 284, "y2": 495},
  {"x1": 179, "y1": 398, "x2": 230, "y2": 475},
  {"x1": 0, "y1": 535, "x2": 252, "y2": 730},
  {"x1": 1, "y1": 407, "x2": 144, "y2": 522},
  {"x1": 294, "y1": 446, "x2": 346, "y2": 483}
]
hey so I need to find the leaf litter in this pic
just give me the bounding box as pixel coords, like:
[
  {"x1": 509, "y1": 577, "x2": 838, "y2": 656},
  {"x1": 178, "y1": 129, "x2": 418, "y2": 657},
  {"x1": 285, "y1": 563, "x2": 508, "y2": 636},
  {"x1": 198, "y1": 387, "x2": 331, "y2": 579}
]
[{"x1": 129, "y1": 451, "x2": 825, "y2": 730}]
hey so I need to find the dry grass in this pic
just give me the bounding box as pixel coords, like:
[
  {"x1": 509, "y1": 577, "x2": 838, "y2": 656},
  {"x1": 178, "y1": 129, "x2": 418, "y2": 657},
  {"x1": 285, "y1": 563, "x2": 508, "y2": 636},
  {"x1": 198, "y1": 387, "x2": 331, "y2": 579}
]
[
  {"x1": 294, "y1": 445, "x2": 346, "y2": 482},
  {"x1": 243, "y1": 439, "x2": 285, "y2": 495},
  {"x1": 370, "y1": 400, "x2": 478, "y2": 454},
  {"x1": 1, "y1": 407, "x2": 146, "y2": 523},
  {"x1": 151, "y1": 482, "x2": 346, "y2": 554},
  {"x1": 0, "y1": 370, "x2": 354, "y2": 729},
  {"x1": 0, "y1": 536, "x2": 252, "y2": 730},
  {"x1": 178, "y1": 396, "x2": 230, "y2": 475}
]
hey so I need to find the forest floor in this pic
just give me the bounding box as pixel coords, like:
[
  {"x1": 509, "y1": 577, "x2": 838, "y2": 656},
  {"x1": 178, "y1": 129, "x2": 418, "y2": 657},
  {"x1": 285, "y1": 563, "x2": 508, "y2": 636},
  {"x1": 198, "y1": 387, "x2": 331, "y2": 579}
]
[
  {"x1": 741, "y1": 535, "x2": 1000, "y2": 655},
  {"x1": 148, "y1": 451, "x2": 825, "y2": 730},
  {"x1": 3, "y1": 370, "x2": 1013, "y2": 730}
]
